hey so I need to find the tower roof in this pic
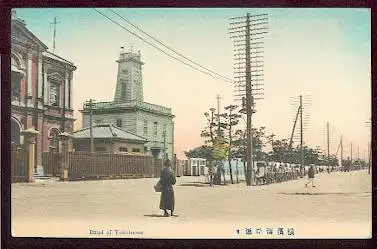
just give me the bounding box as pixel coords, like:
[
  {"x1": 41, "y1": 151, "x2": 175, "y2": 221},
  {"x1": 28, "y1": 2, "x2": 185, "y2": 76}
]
[{"x1": 116, "y1": 51, "x2": 144, "y2": 65}]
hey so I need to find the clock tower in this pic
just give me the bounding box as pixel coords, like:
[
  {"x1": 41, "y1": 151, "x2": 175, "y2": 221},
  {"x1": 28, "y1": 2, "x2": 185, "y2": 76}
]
[{"x1": 114, "y1": 48, "x2": 144, "y2": 102}]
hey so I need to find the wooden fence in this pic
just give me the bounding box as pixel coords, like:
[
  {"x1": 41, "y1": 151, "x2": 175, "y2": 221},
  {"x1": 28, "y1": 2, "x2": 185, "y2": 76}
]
[
  {"x1": 42, "y1": 152, "x2": 61, "y2": 177},
  {"x1": 42, "y1": 151, "x2": 163, "y2": 180},
  {"x1": 69, "y1": 152, "x2": 162, "y2": 180},
  {"x1": 11, "y1": 146, "x2": 28, "y2": 183}
]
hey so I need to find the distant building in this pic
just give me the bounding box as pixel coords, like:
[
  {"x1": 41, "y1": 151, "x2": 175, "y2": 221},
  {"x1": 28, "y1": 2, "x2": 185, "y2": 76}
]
[
  {"x1": 11, "y1": 11, "x2": 76, "y2": 170},
  {"x1": 80, "y1": 49, "x2": 174, "y2": 159},
  {"x1": 73, "y1": 123, "x2": 148, "y2": 153},
  {"x1": 184, "y1": 158, "x2": 207, "y2": 176}
]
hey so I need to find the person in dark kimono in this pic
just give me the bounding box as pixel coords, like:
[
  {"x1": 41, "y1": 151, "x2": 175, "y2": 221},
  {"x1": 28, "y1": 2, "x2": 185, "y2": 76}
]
[{"x1": 160, "y1": 154, "x2": 176, "y2": 217}]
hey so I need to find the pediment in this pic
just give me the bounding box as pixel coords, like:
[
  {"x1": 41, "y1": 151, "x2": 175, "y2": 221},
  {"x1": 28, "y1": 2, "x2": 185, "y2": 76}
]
[
  {"x1": 47, "y1": 72, "x2": 64, "y2": 82},
  {"x1": 11, "y1": 20, "x2": 48, "y2": 51}
]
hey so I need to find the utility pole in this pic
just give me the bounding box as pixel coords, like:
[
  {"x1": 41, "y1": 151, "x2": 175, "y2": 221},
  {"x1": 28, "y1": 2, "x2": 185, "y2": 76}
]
[
  {"x1": 357, "y1": 145, "x2": 360, "y2": 161},
  {"x1": 216, "y1": 94, "x2": 222, "y2": 136},
  {"x1": 368, "y1": 141, "x2": 371, "y2": 174},
  {"x1": 228, "y1": 107, "x2": 233, "y2": 184},
  {"x1": 289, "y1": 105, "x2": 300, "y2": 160},
  {"x1": 85, "y1": 99, "x2": 95, "y2": 153},
  {"x1": 327, "y1": 121, "x2": 330, "y2": 172},
  {"x1": 230, "y1": 13, "x2": 268, "y2": 186},
  {"x1": 163, "y1": 129, "x2": 166, "y2": 159},
  {"x1": 340, "y1": 135, "x2": 343, "y2": 169},
  {"x1": 350, "y1": 143, "x2": 353, "y2": 166},
  {"x1": 300, "y1": 95, "x2": 304, "y2": 176},
  {"x1": 51, "y1": 17, "x2": 59, "y2": 52},
  {"x1": 245, "y1": 14, "x2": 253, "y2": 186}
]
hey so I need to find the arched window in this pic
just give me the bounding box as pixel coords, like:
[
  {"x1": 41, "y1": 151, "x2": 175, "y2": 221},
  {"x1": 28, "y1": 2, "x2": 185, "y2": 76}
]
[
  {"x1": 49, "y1": 128, "x2": 60, "y2": 152},
  {"x1": 11, "y1": 117, "x2": 22, "y2": 146},
  {"x1": 11, "y1": 55, "x2": 23, "y2": 101}
]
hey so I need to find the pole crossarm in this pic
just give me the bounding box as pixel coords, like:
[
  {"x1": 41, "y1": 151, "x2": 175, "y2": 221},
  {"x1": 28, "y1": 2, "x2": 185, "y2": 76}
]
[{"x1": 229, "y1": 12, "x2": 268, "y2": 186}]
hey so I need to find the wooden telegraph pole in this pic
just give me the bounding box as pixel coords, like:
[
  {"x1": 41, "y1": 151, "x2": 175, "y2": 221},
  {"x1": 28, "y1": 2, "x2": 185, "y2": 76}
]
[{"x1": 230, "y1": 13, "x2": 268, "y2": 186}]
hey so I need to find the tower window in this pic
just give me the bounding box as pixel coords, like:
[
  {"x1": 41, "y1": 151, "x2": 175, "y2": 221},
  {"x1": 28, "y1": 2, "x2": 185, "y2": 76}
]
[
  {"x1": 122, "y1": 69, "x2": 129, "y2": 75},
  {"x1": 153, "y1": 122, "x2": 158, "y2": 136},
  {"x1": 143, "y1": 120, "x2": 148, "y2": 136},
  {"x1": 116, "y1": 119, "x2": 122, "y2": 127}
]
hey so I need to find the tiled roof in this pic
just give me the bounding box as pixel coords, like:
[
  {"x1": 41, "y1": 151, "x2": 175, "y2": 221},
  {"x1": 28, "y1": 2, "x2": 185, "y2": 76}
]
[{"x1": 73, "y1": 123, "x2": 147, "y2": 143}]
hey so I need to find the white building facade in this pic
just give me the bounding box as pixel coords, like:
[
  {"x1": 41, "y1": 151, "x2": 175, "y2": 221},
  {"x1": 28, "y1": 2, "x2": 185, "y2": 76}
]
[{"x1": 81, "y1": 49, "x2": 174, "y2": 159}]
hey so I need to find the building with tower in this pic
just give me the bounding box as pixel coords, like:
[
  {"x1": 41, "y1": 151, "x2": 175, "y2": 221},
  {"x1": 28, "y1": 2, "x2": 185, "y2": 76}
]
[
  {"x1": 80, "y1": 48, "x2": 175, "y2": 159},
  {"x1": 11, "y1": 11, "x2": 76, "y2": 172}
]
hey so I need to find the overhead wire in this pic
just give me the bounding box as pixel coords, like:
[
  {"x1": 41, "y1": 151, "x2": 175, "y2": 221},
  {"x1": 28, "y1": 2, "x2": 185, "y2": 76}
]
[
  {"x1": 93, "y1": 8, "x2": 233, "y2": 85},
  {"x1": 109, "y1": 8, "x2": 233, "y2": 83}
]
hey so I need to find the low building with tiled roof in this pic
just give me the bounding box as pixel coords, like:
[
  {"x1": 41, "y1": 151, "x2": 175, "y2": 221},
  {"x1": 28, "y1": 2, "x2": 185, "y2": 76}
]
[{"x1": 73, "y1": 123, "x2": 148, "y2": 154}]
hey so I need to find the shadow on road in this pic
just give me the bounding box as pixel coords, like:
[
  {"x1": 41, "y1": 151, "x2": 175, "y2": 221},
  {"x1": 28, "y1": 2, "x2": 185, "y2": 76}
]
[
  {"x1": 178, "y1": 183, "x2": 209, "y2": 187},
  {"x1": 143, "y1": 214, "x2": 179, "y2": 218},
  {"x1": 143, "y1": 214, "x2": 167, "y2": 218}
]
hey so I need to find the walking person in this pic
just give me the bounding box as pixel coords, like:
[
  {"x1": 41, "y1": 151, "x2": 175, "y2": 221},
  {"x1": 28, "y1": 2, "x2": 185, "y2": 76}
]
[
  {"x1": 305, "y1": 165, "x2": 316, "y2": 188},
  {"x1": 159, "y1": 154, "x2": 176, "y2": 217}
]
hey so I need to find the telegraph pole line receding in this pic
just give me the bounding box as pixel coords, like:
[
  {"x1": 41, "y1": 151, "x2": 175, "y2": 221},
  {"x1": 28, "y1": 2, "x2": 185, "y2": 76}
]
[{"x1": 230, "y1": 13, "x2": 268, "y2": 186}]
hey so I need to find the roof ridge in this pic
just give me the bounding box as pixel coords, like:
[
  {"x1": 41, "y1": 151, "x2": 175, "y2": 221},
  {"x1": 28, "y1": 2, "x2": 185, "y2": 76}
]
[
  {"x1": 73, "y1": 125, "x2": 91, "y2": 133},
  {"x1": 44, "y1": 50, "x2": 74, "y2": 65},
  {"x1": 114, "y1": 126, "x2": 148, "y2": 141},
  {"x1": 108, "y1": 124, "x2": 118, "y2": 137},
  {"x1": 12, "y1": 19, "x2": 48, "y2": 50}
]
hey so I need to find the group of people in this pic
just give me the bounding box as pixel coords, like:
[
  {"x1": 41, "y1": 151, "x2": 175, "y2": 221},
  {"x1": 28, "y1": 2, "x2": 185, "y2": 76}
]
[{"x1": 156, "y1": 158, "x2": 318, "y2": 216}]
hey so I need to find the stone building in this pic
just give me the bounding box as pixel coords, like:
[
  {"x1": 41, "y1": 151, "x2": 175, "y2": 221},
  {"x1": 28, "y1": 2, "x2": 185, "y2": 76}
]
[
  {"x1": 73, "y1": 123, "x2": 148, "y2": 153},
  {"x1": 80, "y1": 49, "x2": 174, "y2": 159},
  {"x1": 11, "y1": 12, "x2": 76, "y2": 170}
]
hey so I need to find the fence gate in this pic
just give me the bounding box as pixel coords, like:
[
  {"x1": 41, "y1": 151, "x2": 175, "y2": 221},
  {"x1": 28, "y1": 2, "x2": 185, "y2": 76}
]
[
  {"x1": 11, "y1": 145, "x2": 28, "y2": 183},
  {"x1": 42, "y1": 152, "x2": 61, "y2": 177}
]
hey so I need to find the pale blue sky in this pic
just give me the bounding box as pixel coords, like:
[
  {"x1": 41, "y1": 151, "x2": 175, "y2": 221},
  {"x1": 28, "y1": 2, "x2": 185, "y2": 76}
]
[{"x1": 14, "y1": 8, "x2": 371, "y2": 159}]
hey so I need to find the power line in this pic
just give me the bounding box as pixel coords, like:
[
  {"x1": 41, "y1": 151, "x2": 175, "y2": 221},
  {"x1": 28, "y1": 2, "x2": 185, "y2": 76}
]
[
  {"x1": 109, "y1": 8, "x2": 233, "y2": 83},
  {"x1": 93, "y1": 8, "x2": 233, "y2": 85}
]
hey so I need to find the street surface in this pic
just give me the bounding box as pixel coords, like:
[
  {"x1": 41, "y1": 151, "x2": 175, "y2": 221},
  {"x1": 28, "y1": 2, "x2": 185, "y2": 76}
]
[{"x1": 11, "y1": 170, "x2": 371, "y2": 238}]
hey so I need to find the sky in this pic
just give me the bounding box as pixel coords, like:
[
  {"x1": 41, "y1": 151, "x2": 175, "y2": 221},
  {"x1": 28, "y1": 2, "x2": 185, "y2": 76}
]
[{"x1": 14, "y1": 8, "x2": 371, "y2": 159}]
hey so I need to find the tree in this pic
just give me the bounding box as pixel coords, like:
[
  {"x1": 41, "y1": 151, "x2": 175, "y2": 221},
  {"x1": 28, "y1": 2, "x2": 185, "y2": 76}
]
[
  {"x1": 232, "y1": 129, "x2": 246, "y2": 183},
  {"x1": 200, "y1": 107, "x2": 228, "y2": 185},
  {"x1": 184, "y1": 145, "x2": 214, "y2": 161},
  {"x1": 224, "y1": 104, "x2": 241, "y2": 184},
  {"x1": 252, "y1": 126, "x2": 267, "y2": 161}
]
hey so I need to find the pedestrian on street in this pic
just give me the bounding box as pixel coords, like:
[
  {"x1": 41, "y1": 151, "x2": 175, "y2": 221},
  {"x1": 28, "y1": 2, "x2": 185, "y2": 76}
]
[
  {"x1": 305, "y1": 165, "x2": 316, "y2": 188},
  {"x1": 159, "y1": 154, "x2": 176, "y2": 217}
]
